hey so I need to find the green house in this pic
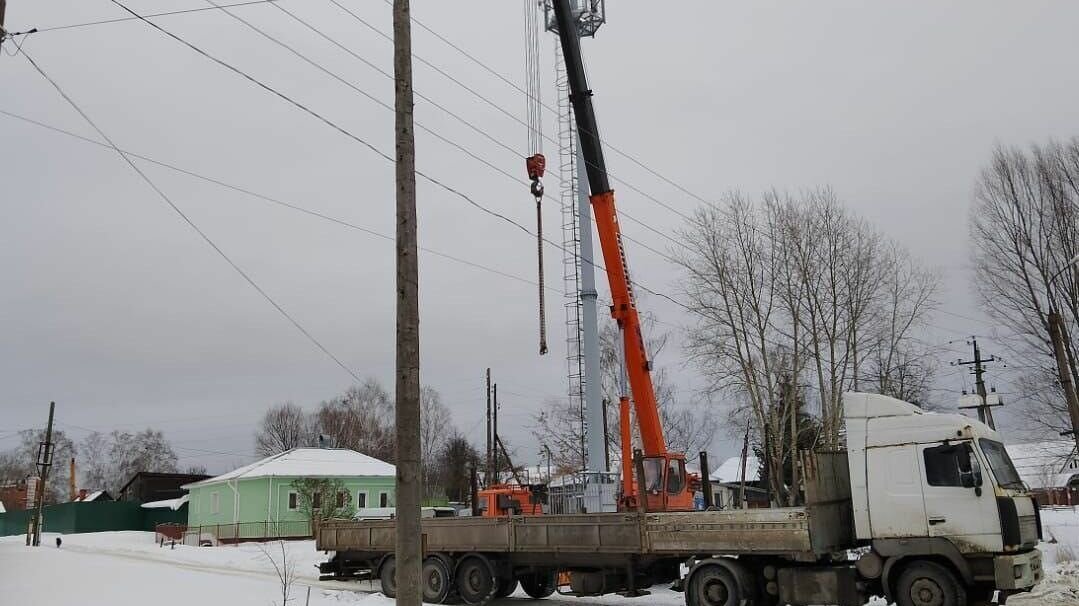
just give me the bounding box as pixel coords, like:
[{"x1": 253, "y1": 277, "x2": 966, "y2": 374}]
[{"x1": 183, "y1": 448, "x2": 395, "y2": 536}]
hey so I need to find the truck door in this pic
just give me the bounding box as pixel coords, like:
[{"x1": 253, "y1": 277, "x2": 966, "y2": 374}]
[
  {"x1": 867, "y1": 445, "x2": 927, "y2": 538},
  {"x1": 917, "y1": 442, "x2": 1002, "y2": 553}
]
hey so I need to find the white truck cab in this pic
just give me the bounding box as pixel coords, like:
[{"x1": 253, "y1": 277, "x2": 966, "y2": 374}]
[{"x1": 845, "y1": 392, "x2": 1042, "y2": 603}]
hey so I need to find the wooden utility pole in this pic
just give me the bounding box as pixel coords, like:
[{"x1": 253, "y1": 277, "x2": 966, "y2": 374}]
[
  {"x1": 0, "y1": 0, "x2": 8, "y2": 42},
  {"x1": 28, "y1": 401, "x2": 55, "y2": 547},
  {"x1": 485, "y1": 368, "x2": 492, "y2": 487},
  {"x1": 392, "y1": 0, "x2": 421, "y2": 604},
  {"x1": 737, "y1": 420, "x2": 750, "y2": 509},
  {"x1": 1049, "y1": 311, "x2": 1079, "y2": 453},
  {"x1": 787, "y1": 379, "x2": 799, "y2": 507}
]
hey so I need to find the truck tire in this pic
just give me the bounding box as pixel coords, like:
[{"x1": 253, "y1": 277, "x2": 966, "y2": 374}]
[
  {"x1": 379, "y1": 556, "x2": 397, "y2": 599},
  {"x1": 495, "y1": 577, "x2": 519, "y2": 598},
  {"x1": 455, "y1": 554, "x2": 496, "y2": 605},
  {"x1": 896, "y1": 561, "x2": 968, "y2": 606},
  {"x1": 686, "y1": 563, "x2": 743, "y2": 606},
  {"x1": 423, "y1": 556, "x2": 454, "y2": 604},
  {"x1": 520, "y1": 570, "x2": 558, "y2": 599}
]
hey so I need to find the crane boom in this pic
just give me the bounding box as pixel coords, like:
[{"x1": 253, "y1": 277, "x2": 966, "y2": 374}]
[{"x1": 550, "y1": 0, "x2": 666, "y2": 457}]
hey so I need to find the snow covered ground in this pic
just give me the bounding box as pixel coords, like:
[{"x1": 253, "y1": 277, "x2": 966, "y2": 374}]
[{"x1": 2, "y1": 509, "x2": 1079, "y2": 606}]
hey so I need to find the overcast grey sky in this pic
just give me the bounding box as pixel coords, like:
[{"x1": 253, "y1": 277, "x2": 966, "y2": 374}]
[{"x1": 3, "y1": 1, "x2": 1078, "y2": 474}]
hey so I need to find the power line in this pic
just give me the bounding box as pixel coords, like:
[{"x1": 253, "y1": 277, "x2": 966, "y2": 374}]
[
  {"x1": 0, "y1": 108, "x2": 555, "y2": 294},
  {"x1": 3, "y1": 0, "x2": 280, "y2": 36},
  {"x1": 17, "y1": 43, "x2": 363, "y2": 384}
]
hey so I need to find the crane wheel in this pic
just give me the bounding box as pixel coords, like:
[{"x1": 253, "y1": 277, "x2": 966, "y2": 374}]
[
  {"x1": 455, "y1": 554, "x2": 497, "y2": 605},
  {"x1": 378, "y1": 556, "x2": 397, "y2": 599},
  {"x1": 520, "y1": 570, "x2": 558, "y2": 599},
  {"x1": 895, "y1": 561, "x2": 967, "y2": 606}
]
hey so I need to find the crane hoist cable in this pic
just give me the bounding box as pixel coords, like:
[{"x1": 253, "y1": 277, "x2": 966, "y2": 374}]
[{"x1": 524, "y1": 0, "x2": 548, "y2": 356}]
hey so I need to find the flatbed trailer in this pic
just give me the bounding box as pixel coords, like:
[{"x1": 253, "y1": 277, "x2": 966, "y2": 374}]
[
  {"x1": 315, "y1": 396, "x2": 1046, "y2": 606},
  {"x1": 316, "y1": 453, "x2": 856, "y2": 605}
]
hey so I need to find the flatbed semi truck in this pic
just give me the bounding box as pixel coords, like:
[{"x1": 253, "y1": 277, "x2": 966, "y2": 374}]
[{"x1": 316, "y1": 393, "x2": 1043, "y2": 606}]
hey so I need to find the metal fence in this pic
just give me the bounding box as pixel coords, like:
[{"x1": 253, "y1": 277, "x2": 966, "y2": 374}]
[
  {"x1": 547, "y1": 471, "x2": 618, "y2": 514},
  {"x1": 155, "y1": 521, "x2": 313, "y2": 546}
]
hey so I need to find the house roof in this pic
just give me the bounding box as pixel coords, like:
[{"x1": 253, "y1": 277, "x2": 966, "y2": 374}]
[
  {"x1": 183, "y1": 448, "x2": 396, "y2": 488},
  {"x1": 141, "y1": 495, "x2": 189, "y2": 511},
  {"x1": 1005, "y1": 440, "x2": 1079, "y2": 490},
  {"x1": 710, "y1": 455, "x2": 761, "y2": 484},
  {"x1": 119, "y1": 472, "x2": 211, "y2": 494},
  {"x1": 73, "y1": 490, "x2": 111, "y2": 502},
  {"x1": 0, "y1": 500, "x2": 6, "y2": 513}
]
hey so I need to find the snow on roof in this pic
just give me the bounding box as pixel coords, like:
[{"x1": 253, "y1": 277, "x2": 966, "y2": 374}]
[
  {"x1": 0, "y1": 500, "x2": 6, "y2": 513},
  {"x1": 184, "y1": 448, "x2": 395, "y2": 488},
  {"x1": 141, "y1": 495, "x2": 189, "y2": 511},
  {"x1": 710, "y1": 456, "x2": 760, "y2": 484},
  {"x1": 74, "y1": 490, "x2": 108, "y2": 502},
  {"x1": 1005, "y1": 441, "x2": 1079, "y2": 490}
]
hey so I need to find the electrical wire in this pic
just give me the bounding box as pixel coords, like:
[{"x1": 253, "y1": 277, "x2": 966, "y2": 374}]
[
  {"x1": 17, "y1": 43, "x2": 363, "y2": 384},
  {"x1": 0, "y1": 107, "x2": 556, "y2": 294},
  {"x1": 4, "y1": 0, "x2": 281, "y2": 36}
]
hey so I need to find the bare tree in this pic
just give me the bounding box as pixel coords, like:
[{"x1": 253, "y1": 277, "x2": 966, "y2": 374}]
[
  {"x1": 435, "y1": 433, "x2": 480, "y2": 503},
  {"x1": 676, "y1": 189, "x2": 940, "y2": 501},
  {"x1": 256, "y1": 540, "x2": 298, "y2": 606},
  {"x1": 0, "y1": 429, "x2": 77, "y2": 503},
  {"x1": 970, "y1": 139, "x2": 1079, "y2": 436},
  {"x1": 313, "y1": 379, "x2": 395, "y2": 462},
  {"x1": 108, "y1": 429, "x2": 178, "y2": 493},
  {"x1": 255, "y1": 402, "x2": 315, "y2": 457},
  {"x1": 419, "y1": 386, "x2": 453, "y2": 498}
]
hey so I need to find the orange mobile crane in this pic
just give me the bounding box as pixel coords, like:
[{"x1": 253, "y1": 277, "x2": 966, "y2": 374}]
[
  {"x1": 551, "y1": 0, "x2": 695, "y2": 513},
  {"x1": 477, "y1": 0, "x2": 695, "y2": 516}
]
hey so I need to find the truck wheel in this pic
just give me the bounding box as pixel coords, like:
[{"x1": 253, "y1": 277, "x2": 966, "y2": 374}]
[
  {"x1": 520, "y1": 570, "x2": 558, "y2": 599},
  {"x1": 379, "y1": 556, "x2": 397, "y2": 599},
  {"x1": 423, "y1": 556, "x2": 454, "y2": 604},
  {"x1": 687, "y1": 564, "x2": 742, "y2": 606},
  {"x1": 896, "y1": 561, "x2": 968, "y2": 606},
  {"x1": 495, "y1": 576, "x2": 519, "y2": 598},
  {"x1": 455, "y1": 555, "x2": 496, "y2": 605}
]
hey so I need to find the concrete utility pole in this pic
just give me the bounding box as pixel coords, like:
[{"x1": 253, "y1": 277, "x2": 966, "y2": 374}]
[
  {"x1": 28, "y1": 401, "x2": 55, "y2": 547},
  {"x1": 492, "y1": 383, "x2": 499, "y2": 483},
  {"x1": 392, "y1": 0, "x2": 421, "y2": 603},
  {"x1": 1048, "y1": 311, "x2": 1079, "y2": 453},
  {"x1": 956, "y1": 337, "x2": 1000, "y2": 429}
]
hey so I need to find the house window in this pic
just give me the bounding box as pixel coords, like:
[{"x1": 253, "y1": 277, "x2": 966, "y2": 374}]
[
  {"x1": 336, "y1": 491, "x2": 348, "y2": 508},
  {"x1": 312, "y1": 492, "x2": 322, "y2": 510},
  {"x1": 379, "y1": 492, "x2": 389, "y2": 508},
  {"x1": 288, "y1": 492, "x2": 298, "y2": 510},
  {"x1": 356, "y1": 492, "x2": 367, "y2": 508},
  {"x1": 210, "y1": 492, "x2": 220, "y2": 514}
]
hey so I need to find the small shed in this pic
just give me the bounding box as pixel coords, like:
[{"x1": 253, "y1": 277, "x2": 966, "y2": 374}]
[{"x1": 183, "y1": 448, "x2": 395, "y2": 540}]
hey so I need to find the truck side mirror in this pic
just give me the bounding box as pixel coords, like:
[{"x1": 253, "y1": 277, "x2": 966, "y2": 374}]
[{"x1": 958, "y1": 446, "x2": 983, "y2": 494}]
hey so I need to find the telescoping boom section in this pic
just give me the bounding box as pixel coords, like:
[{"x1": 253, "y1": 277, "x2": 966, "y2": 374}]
[{"x1": 550, "y1": 0, "x2": 692, "y2": 511}]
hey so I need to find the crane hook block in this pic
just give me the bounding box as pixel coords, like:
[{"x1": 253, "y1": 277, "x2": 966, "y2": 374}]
[{"x1": 526, "y1": 153, "x2": 546, "y2": 180}]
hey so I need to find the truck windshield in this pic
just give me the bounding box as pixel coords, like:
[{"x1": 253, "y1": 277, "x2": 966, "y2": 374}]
[{"x1": 979, "y1": 439, "x2": 1024, "y2": 490}]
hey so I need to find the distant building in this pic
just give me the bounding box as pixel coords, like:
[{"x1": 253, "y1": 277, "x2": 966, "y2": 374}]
[
  {"x1": 119, "y1": 472, "x2": 210, "y2": 504},
  {"x1": 1005, "y1": 441, "x2": 1079, "y2": 506},
  {"x1": 0, "y1": 480, "x2": 29, "y2": 512},
  {"x1": 183, "y1": 448, "x2": 396, "y2": 534},
  {"x1": 709, "y1": 455, "x2": 770, "y2": 508}
]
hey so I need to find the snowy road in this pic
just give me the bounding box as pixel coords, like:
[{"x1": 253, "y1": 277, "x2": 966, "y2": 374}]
[{"x1": 2, "y1": 525, "x2": 1077, "y2": 605}]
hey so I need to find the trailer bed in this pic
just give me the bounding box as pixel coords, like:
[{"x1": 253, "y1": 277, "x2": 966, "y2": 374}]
[{"x1": 317, "y1": 505, "x2": 851, "y2": 558}]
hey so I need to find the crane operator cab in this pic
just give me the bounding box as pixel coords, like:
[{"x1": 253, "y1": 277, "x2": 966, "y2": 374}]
[{"x1": 633, "y1": 452, "x2": 697, "y2": 512}]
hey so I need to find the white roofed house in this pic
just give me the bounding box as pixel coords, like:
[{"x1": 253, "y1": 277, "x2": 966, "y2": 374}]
[
  {"x1": 182, "y1": 448, "x2": 395, "y2": 543},
  {"x1": 708, "y1": 455, "x2": 771, "y2": 509},
  {"x1": 1005, "y1": 441, "x2": 1079, "y2": 506}
]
